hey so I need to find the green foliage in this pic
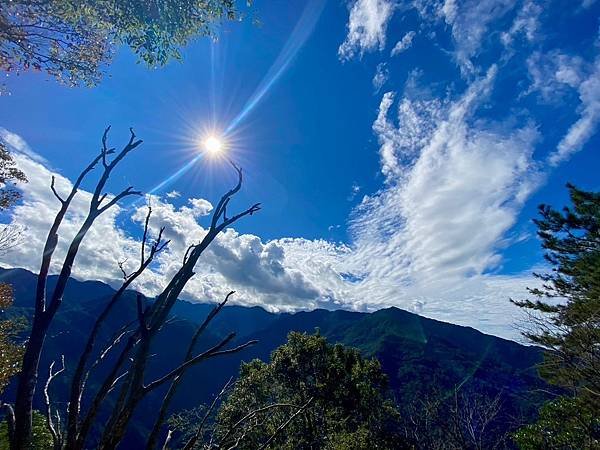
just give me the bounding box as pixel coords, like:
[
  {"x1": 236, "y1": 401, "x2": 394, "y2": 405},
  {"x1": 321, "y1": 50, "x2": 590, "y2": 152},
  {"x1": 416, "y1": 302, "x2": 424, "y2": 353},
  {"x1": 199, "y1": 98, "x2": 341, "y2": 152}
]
[
  {"x1": 0, "y1": 141, "x2": 27, "y2": 211},
  {"x1": 513, "y1": 396, "x2": 600, "y2": 449},
  {"x1": 211, "y1": 332, "x2": 404, "y2": 449},
  {"x1": 0, "y1": 143, "x2": 26, "y2": 393},
  {"x1": 0, "y1": 411, "x2": 53, "y2": 449},
  {"x1": 0, "y1": 283, "x2": 25, "y2": 394},
  {"x1": 0, "y1": 0, "x2": 242, "y2": 87},
  {"x1": 513, "y1": 184, "x2": 600, "y2": 396},
  {"x1": 514, "y1": 184, "x2": 600, "y2": 448}
]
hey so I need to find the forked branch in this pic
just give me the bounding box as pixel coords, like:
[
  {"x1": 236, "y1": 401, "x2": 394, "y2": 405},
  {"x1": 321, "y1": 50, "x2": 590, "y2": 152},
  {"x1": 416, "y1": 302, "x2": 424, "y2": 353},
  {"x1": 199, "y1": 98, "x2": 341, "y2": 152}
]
[
  {"x1": 143, "y1": 335, "x2": 257, "y2": 394},
  {"x1": 44, "y1": 356, "x2": 66, "y2": 448}
]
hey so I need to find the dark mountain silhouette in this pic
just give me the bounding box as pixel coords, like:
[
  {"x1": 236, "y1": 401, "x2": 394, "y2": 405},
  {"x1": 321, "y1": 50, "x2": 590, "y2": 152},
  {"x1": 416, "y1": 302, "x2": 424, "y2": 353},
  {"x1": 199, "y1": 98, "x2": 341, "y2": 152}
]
[{"x1": 0, "y1": 267, "x2": 548, "y2": 448}]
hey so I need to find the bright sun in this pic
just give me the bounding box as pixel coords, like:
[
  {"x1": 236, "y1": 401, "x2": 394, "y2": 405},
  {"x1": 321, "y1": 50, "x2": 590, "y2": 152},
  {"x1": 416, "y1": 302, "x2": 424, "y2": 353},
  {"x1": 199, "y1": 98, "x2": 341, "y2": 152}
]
[{"x1": 203, "y1": 136, "x2": 224, "y2": 155}]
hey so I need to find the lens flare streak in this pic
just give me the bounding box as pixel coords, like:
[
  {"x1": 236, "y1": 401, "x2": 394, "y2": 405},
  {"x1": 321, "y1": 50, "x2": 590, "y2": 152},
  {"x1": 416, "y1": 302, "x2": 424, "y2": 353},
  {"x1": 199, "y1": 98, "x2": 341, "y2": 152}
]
[
  {"x1": 225, "y1": 0, "x2": 326, "y2": 134},
  {"x1": 134, "y1": 0, "x2": 325, "y2": 200}
]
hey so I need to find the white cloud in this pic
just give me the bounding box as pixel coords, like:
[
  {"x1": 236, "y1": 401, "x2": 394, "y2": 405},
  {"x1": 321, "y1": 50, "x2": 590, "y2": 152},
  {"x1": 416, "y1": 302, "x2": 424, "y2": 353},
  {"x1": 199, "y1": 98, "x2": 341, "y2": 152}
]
[
  {"x1": 526, "y1": 50, "x2": 600, "y2": 165},
  {"x1": 399, "y1": 0, "x2": 519, "y2": 74},
  {"x1": 0, "y1": 128, "x2": 48, "y2": 164},
  {"x1": 372, "y1": 89, "x2": 444, "y2": 179},
  {"x1": 372, "y1": 62, "x2": 389, "y2": 92},
  {"x1": 551, "y1": 58, "x2": 600, "y2": 165},
  {"x1": 348, "y1": 183, "x2": 361, "y2": 201},
  {"x1": 500, "y1": 0, "x2": 541, "y2": 47},
  {"x1": 0, "y1": 132, "x2": 323, "y2": 312},
  {"x1": 391, "y1": 30, "x2": 416, "y2": 56},
  {"x1": 165, "y1": 190, "x2": 180, "y2": 199},
  {"x1": 525, "y1": 51, "x2": 586, "y2": 101},
  {"x1": 0, "y1": 68, "x2": 547, "y2": 342},
  {"x1": 342, "y1": 67, "x2": 542, "y2": 338},
  {"x1": 440, "y1": 0, "x2": 517, "y2": 74},
  {"x1": 338, "y1": 0, "x2": 396, "y2": 61}
]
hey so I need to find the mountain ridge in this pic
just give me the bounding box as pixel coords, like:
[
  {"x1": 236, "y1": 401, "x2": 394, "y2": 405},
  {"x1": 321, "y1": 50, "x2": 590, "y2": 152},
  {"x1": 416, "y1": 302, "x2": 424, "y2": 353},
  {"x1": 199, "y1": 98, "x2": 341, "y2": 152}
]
[{"x1": 0, "y1": 267, "x2": 549, "y2": 448}]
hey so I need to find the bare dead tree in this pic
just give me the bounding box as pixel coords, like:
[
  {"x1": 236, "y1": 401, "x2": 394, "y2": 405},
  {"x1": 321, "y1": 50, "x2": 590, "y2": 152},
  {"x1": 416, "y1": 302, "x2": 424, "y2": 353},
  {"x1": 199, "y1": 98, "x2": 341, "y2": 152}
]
[
  {"x1": 41, "y1": 162, "x2": 259, "y2": 449},
  {"x1": 146, "y1": 291, "x2": 237, "y2": 450},
  {"x1": 0, "y1": 224, "x2": 25, "y2": 255},
  {"x1": 84, "y1": 161, "x2": 260, "y2": 450},
  {"x1": 12, "y1": 126, "x2": 143, "y2": 450},
  {"x1": 63, "y1": 206, "x2": 169, "y2": 449},
  {"x1": 402, "y1": 387, "x2": 507, "y2": 450},
  {"x1": 10, "y1": 126, "x2": 261, "y2": 450}
]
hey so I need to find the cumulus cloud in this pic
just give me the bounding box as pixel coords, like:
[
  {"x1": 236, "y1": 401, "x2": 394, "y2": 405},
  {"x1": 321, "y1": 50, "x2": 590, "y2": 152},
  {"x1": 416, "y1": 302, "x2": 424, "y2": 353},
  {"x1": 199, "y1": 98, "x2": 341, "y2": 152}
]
[
  {"x1": 391, "y1": 31, "x2": 416, "y2": 56},
  {"x1": 338, "y1": 0, "x2": 395, "y2": 60},
  {"x1": 0, "y1": 132, "x2": 323, "y2": 312}
]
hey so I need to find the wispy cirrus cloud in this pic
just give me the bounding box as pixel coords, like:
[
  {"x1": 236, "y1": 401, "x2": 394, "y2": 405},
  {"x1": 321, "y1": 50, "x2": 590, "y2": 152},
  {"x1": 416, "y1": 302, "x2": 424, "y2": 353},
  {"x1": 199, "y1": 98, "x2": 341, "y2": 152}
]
[
  {"x1": 440, "y1": 0, "x2": 517, "y2": 74},
  {"x1": 525, "y1": 49, "x2": 600, "y2": 165},
  {"x1": 501, "y1": 0, "x2": 542, "y2": 48}
]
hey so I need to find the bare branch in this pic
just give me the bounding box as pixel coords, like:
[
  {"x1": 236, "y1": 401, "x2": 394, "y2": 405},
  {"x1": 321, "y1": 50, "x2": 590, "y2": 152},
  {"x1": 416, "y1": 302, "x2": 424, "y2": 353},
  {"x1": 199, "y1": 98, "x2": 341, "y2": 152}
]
[
  {"x1": 193, "y1": 291, "x2": 235, "y2": 347},
  {"x1": 44, "y1": 356, "x2": 65, "y2": 448},
  {"x1": 118, "y1": 258, "x2": 129, "y2": 280},
  {"x1": 257, "y1": 397, "x2": 314, "y2": 450},
  {"x1": 219, "y1": 401, "x2": 307, "y2": 448},
  {"x1": 107, "y1": 371, "x2": 130, "y2": 395},
  {"x1": 217, "y1": 203, "x2": 261, "y2": 232},
  {"x1": 137, "y1": 293, "x2": 149, "y2": 337},
  {"x1": 146, "y1": 292, "x2": 236, "y2": 449},
  {"x1": 101, "y1": 126, "x2": 116, "y2": 168},
  {"x1": 82, "y1": 320, "x2": 137, "y2": 393},
  {"x1": 97, "y1": 186, "x2": 142, "y2": 214},
  {"x1": 161, "y1": 430, "x2": 173, "y2": 450},
  {"x1": 1, "y1": 402, "x2": 15, "y2": 445},
  {"x1": 181, "y1": 377, "x2": 235, "y2": 450},
  {"x1": 210, "y1": 162, "x2": 243, "y2": 231},
  {"x1": 143, "y1": 335, "x2": 257, "y2": 394},
  {"x1": 50, "y1": 176, "x2": 65, "y2": 204},
  {"x1": 141, "y1": 206, "x2": 152, "y2": 263},
  {"x1": 182, "y1": 244, "x2": 196, "y2": 265}
]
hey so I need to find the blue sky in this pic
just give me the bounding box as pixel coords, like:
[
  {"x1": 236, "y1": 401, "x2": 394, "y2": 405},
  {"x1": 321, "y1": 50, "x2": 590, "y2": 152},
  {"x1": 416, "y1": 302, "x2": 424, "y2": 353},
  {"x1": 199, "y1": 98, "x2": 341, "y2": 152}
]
[{"x1": 1, "y1": 0, "x2": 599, "y2": 340}]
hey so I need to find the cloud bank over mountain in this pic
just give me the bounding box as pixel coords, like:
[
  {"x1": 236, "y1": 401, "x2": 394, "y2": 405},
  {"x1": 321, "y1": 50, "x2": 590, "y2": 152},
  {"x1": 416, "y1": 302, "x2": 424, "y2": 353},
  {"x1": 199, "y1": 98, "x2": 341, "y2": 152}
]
[{"x1": 2, "y1": 0, "x2": 599, "y2": 341}]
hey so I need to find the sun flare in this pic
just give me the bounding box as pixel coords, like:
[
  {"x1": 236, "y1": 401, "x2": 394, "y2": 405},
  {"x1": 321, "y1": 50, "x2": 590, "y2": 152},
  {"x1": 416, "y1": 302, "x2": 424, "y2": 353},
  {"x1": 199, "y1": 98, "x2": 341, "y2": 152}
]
[{"x1": 203, "y1": 135, "x2": 224, "y2": 155}]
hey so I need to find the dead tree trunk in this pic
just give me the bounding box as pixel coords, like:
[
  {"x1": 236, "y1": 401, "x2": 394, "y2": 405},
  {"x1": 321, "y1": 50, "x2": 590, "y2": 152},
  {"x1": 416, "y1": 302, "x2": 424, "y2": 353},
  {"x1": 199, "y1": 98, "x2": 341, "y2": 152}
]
[
  {"x1": 11, "y1": 127, "x2": 143, "y2": 450},
  {"x1": 145, "y1": 291, "x2": 235, "y2": 450},
  {"x1": 63, "y1": 207, "x2": 168, "y2": 450},
  {"x1": 92, "y1": 162, "x2": 260, "y2": 449},
  {"x1": 10, "y1": 127, "x2": 260, "y2": 449}
]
